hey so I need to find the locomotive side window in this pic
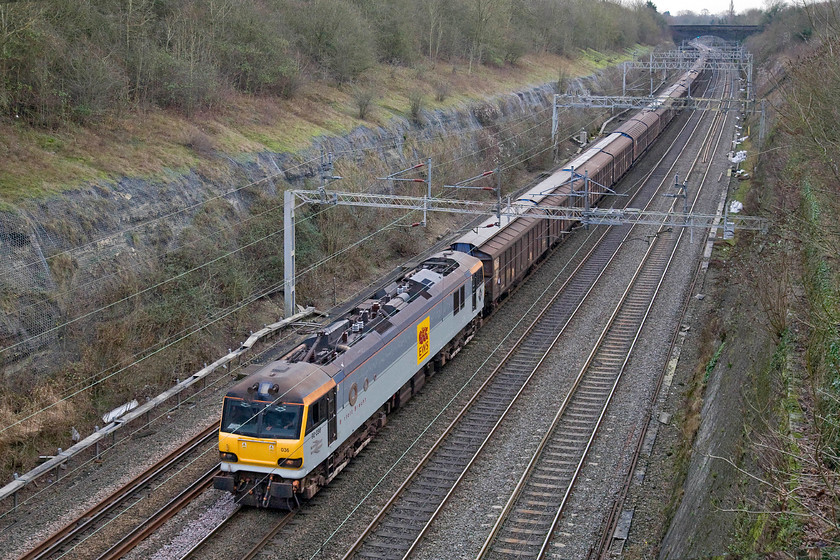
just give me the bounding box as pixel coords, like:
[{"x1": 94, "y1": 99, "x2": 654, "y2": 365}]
[
  {"x1": 306, "y1": 396, "x2": 329, "y2": 435},
  {"x1": 453, "y1": 287, "x2": 460, "y2": 315},
  {"x1": 454, "y1": 283, "x2": 466, "y2": 314}
]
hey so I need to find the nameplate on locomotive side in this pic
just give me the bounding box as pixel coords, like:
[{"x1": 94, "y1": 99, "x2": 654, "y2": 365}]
[{"x1": 417, "y1": 316, "x2": 431, "y2": 364}]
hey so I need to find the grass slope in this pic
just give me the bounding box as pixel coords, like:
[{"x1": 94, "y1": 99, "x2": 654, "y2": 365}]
[{"x1": 0, "y1": 49, "x2": 645, "y2": 205}]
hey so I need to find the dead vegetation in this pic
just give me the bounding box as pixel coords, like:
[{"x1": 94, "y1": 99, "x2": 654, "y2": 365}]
[
  {"x1": 688, "y1": 4, "x2": 840, "y2": 552},
  {"x1": 0, "y1": 74, "x2": 606, "y2": 483}
]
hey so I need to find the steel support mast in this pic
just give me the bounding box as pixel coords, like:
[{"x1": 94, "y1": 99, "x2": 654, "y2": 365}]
[{"x1": 281, "y1": 188, "x2": 767, "y2": 317}]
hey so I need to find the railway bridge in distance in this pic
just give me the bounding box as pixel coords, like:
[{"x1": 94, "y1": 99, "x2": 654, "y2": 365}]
[{"x1": 669, "y1": 24, "x2": 762, "y2": 42}]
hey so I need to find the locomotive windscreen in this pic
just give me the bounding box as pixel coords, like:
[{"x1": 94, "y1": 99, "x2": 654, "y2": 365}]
[
  {"x1": 221, "y1": 398, "x2": 303, "y2": 440},
  {"x1": 451, "y1": 242, "x2": 474, "y2": 255}
]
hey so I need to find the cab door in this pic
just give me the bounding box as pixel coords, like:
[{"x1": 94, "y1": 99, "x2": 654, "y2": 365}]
[
  {"x1": 472, "y1": 270, "x2": 482, "y2": 311},
  {"x1": 327, "y1": 388, "x2": 337, "y2": 444}
]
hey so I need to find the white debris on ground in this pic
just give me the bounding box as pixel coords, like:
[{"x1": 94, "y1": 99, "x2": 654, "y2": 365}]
[
  {"x1": 150, "y1": 493, "x2": 237, "y2": 560},
  {"x1": 729, "y1": 200, "x2": 744, "y2": 214},
  {"x1": 729, "y1": 150, "x2": 747, "y2": 164}
]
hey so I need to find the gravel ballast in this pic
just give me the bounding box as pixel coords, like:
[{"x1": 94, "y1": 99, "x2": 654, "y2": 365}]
[{"x1": 3, "y1": 69, "x2": 743, "y2": 560}]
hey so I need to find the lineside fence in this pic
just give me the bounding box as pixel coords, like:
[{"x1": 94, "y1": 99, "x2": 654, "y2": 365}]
[{"x1": 0, "y1": 307, "x2": 315, "y2": 512}]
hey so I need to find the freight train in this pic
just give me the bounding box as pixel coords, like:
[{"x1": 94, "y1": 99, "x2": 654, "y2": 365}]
[{"x1": 214, "y1": 52, "x2": 707, "y2": 509}]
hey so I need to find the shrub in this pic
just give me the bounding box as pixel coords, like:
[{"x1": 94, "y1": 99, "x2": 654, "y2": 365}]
[
  {"x1": 352, "y1": 85, "x2": 377, "y2": 119},
  {"x1": 408, "y1": 89, "x2": 424, "y2": 123},
  {"x1": 433, "y1": 80, "x2": 450, "y2": 102},
  {"x1": 292, "y1": 0, "x2": 374, "y2": 84},
  {"x1": 65, "y1": 42, "x2": 127, "y2": 124},
  {"x1": 214, "y1": 5, "x2": 299, "y2": 97}
]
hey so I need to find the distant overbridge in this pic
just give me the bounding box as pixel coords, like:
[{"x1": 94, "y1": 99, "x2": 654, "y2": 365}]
[{"x1": 669, "y1": 24, "x2": 763, "y2": 42}]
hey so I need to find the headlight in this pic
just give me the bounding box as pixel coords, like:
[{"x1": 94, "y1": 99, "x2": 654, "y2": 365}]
[
  {"x1": 278, "y1": 457, "x2": 302, "y2": 468},
  {"x1": 220, "y1": 452, "x2": 238, "y2": 462}
]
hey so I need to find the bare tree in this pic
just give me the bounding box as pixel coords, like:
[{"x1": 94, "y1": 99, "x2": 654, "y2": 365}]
[
  {"x1": 426, "y1": 0, "x2": 446, "y2": 61},
  {"x1": 466, "y1": 0, "x2": 507, "y2": 72}
]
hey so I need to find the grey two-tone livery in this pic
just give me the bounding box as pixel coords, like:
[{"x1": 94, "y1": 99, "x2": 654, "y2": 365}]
[{"x1": 215, "y1": 251, "x2": 483, "y2": 508}]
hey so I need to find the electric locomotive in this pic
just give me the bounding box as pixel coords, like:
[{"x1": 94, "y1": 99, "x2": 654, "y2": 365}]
[{"x1": 215, "y1": 251, "x2": 484, "y2": 508}]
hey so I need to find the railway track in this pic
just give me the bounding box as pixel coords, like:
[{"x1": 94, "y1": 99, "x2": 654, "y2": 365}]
[
  {"x1": 16, "y1": 127, "x2": 615, "y2": 560},
  {"x1": 95, "y1": 466, "x2": 219, "y2": 560},
  {"x1": 477, "y1": 203, "x2": 682, "y2": 559},
  {"x1": 17, "y1": 424, "x2": 218, "y2": 560},
  {"x1": 21, "y1": 60, "x2": 730, "y2": 560},
  {"x1": 180, "y1": 507, "x2": 295, "y2": 560},
  {"x1": 342, "y1": 227, "x2": 616, "y2": 560},
  {"x1": 591, "y1": 70, "x2": 737, "y2": 560},
  {"x1": 340, "y1": 71, "x2": 719, "y2": 560},
  {"x1": 476, "y1": 69, "x2": 735, "y2": 560}
]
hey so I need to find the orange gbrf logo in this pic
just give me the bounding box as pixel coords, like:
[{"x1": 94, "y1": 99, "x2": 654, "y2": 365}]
[{"x1": 417, "y1": 316, "x2": 431, "y2": 364}]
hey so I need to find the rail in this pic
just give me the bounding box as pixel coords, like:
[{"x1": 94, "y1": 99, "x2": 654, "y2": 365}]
[
  {"x1": 179, "y1": 494, "x2": 295, "y2": 559},
  {"x1": 178, "y1": 505, "x2": 242, "y2": 560},
  {"x1": 341, "y1": 76, "x2": 715, "y2": 558},
  {"x1": 0, "y1": 308, "x2": 314, "y2": 510},
  {"x1": 594, "y1": 69, "x2": 738, "y2": 559},
  {"x1": 96, "y1": 466, "x2": 220, "y2": 560},
  {"x1": 17, "y1": 424, "x2": 218, "y2": 560},
  {"x1": 342, "y1": 226, "x2": 615, "y2": 560},
  {"x1": 477, "y1": 66, "x2": 733, "y2": 558}
]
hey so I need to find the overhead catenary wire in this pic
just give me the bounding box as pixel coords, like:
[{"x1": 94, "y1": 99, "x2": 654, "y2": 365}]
[
  {"x1": 2, "y1": 62, "x2": 651, "y2": 285},
  {"x1": 0, "y1": 222, "x2": 290, "y2": 358},
  {"x1": 312, "y1": 222, "x2": 606, "y2": 558},
  {"x1": 0, "y1": 89, "x2": 563, "y2": 282},
  {"x1": 0, "y1": 135, "x2": 590, "y2": 442},
  {"x1": 0, "y1": 315, "x2": 305, "y2": 522},
  {"x1": 0, "y1": 263, "x2": 313, "y2": 435},
  {"x1": 2, "y1": 67, "x2": 674, "y2": 523},
  {"x1": 36, "y1": 210, "x2": 418, "y2": 404},
  {"x1": 0, "y1": 109, "x2": 569, "y2": 359},
  {"x1": 220, "y1": 183, "x2": 608, "y2": 513},
  {"x1": 4, "y1": 102, "x2": 589, "y2": 366},
  {"x1": 1, "y1": 95, "x2": 602, "y2": 431},
  {"x1": 0, "y1": 69, "x2": 676, "y2": 545},
  {"x1": 2, "y1": 102, "x2": 564, "y2": 341},
  {"x1": 4, "y1": 95, "x2": 676, "y2": 532},
  {"x1": 0, "y1": 209, "x2": 418, "y2": 431},
  {"x1": 314, "y1": 75, "x2": 722, "y2": 556}
]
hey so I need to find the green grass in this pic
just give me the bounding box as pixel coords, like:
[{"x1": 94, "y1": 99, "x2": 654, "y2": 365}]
[
  {"x1": 0, "y1": 48, "x2": 649, "y2": 203},
  {"x1": 731, "y1": 332, "x2": 805, "y2": 554},
  {"x1": 579, "y1": 45, "x2": 646, "y2": 69},
  {"x1": 705, "y1": 341, "x2": 726, "y2": 383}
]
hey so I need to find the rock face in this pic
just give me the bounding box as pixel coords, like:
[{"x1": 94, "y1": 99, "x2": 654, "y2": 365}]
[
  {"x1": 0, "y1": 73, "x2": 621, "y2": 382},
  {"x1": 0, "y1": 215, "x2": 60, "y2": 378}
]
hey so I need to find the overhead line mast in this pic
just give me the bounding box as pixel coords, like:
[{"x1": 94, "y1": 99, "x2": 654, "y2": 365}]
[
  {"x1": 282, "y1": 174, "x2": 766, "y2": 318},
  {"x1": 283, "y1": 43, "x2": 766, "y2": 318}
]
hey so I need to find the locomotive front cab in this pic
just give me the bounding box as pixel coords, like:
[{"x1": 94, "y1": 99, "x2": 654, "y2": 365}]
[
  {"x1": 214, "y1": 362, "x2": 336, "y2": 508},
  {"x1": 218, "y1": 394, "x2": 305, "y2": 472}
]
